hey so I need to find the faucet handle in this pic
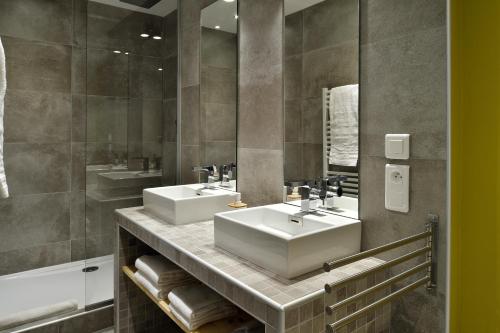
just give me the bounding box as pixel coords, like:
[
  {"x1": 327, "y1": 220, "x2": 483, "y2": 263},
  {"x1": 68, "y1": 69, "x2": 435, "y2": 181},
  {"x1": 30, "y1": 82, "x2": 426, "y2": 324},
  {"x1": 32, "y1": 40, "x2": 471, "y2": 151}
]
[{"x1": 298, "y1": 185, "x2": 311, "y2": 199}]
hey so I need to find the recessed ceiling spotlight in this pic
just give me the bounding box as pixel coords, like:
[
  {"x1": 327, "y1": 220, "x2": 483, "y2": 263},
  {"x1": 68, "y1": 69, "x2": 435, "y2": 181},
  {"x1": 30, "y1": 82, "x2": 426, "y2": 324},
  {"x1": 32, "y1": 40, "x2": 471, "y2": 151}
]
[
  {"x1": 124, "y1": 52, "x2": 130, "y2": 55},
  {"x1": 215, "y1": 25, "x2": 221, "y2": 29},
  {"x1": 140, "y1": 33, "x2": 150, "y2": 38},
  {"x1": 113, "y1": 50, "x2": 121, "y2": 54},
  {"x1": 234, "y1": 14, "x2": 238, "y2": 19},
  {"x1": 158, "y1": 68, "x2": 163, "y2": 71},
  {"x1": 224, "y1": 0, "x2": 235, "y2": 2},
  {"x1": 153, "y1": 35, "x2": 162, "y2": 40}
]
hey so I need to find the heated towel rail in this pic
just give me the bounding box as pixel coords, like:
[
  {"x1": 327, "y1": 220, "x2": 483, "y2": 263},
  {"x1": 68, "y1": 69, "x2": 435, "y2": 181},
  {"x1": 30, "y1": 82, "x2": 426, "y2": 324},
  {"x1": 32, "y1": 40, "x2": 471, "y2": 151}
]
[{"x1": 323, "y1": 214, "x2": 439, "y2": 333}]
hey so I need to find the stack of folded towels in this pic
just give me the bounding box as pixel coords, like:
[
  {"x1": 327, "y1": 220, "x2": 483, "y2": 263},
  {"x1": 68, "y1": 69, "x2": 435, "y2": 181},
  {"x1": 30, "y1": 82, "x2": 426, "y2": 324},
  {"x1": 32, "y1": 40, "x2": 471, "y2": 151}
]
[
  {"x1": 134, "y1": 255, "x2": 195, "y2": 300},
  {"x1": 168, "y1": 284, "x2": 238, "y2": 330}
]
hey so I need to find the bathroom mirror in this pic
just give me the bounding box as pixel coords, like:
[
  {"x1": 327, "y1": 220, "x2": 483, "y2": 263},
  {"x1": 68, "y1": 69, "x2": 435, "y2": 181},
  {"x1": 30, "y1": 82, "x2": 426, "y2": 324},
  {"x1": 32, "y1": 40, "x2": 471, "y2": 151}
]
[
  {"x1": 198, "y1": 0, "x2": 238, "y2": 191},
  {"x1": 283, "y1": 0, "x2": 359, "y2": 218}
]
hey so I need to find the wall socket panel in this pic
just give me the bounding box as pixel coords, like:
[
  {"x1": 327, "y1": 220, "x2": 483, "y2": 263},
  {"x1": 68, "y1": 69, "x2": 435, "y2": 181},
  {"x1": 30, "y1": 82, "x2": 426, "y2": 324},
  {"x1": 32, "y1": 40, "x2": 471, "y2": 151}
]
[{"x1": 385, "y1": 164, "x2": 410, "y2": 213}]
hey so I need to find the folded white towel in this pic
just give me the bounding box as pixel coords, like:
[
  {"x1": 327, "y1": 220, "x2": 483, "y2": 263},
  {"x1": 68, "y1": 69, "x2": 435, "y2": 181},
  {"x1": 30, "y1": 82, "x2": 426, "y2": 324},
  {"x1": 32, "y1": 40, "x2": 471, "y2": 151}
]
[
  {"x1": 0, "y1": 37, "x2": 8, "y2": 199},
  {"x1": 0, "y1": 300, "x2": 78, "y2": 330},
  {"x1": 135, "y1": 255, "x2": 189, "y2": 285},
  {"x1": 328, "y1": 84, "x2": 359, "y2": 167},
  {"x1": 168, "y1": 284, "x2": 236, "y2": 328},
  {"x1": 170, "y1": 302, "x2": 237, "y2": 331}
]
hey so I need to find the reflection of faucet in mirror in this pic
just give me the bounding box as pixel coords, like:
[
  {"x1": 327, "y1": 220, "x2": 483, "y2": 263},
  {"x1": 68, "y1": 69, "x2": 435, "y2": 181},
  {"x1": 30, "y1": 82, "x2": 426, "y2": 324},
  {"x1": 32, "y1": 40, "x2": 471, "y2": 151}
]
[
  {"x1": 192, "y1": 165, "x2": 218, "y2": 191},
  {"x1": 132, "y1": 157, "x2": 150, "y2": 173}
]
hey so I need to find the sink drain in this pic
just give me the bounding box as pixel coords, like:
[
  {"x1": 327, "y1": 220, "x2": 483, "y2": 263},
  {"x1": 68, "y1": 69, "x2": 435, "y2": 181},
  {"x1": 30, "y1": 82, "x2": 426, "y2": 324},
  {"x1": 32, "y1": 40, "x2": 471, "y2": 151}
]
[{"x1": 82, "y1": 266, "x2": 99, "y2": 273}]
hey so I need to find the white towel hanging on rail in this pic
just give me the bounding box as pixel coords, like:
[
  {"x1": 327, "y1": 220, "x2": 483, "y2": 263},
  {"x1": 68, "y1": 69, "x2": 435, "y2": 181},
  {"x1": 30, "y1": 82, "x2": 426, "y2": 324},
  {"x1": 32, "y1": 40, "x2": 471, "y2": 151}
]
[{"x1": 0, "y1": 37, "x2": 8, "y2": 199}]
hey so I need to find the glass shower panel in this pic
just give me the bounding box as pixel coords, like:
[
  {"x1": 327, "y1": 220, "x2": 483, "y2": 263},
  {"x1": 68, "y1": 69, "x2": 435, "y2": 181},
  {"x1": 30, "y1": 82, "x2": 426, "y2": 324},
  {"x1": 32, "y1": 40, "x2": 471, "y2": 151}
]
[{"x1": 84, "y1": 0, "x2": 178, "y2": 308}]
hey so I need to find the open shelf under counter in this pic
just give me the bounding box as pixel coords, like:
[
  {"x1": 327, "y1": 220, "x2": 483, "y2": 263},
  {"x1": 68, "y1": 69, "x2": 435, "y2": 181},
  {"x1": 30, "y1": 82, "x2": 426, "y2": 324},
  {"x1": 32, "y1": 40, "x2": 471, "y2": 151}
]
[
  {"x1": 122, "y1": 265, "x2": 252, "y2": 333},
  {"x1": 116, "y1": 206, "x2": 388, "y2": 332}
]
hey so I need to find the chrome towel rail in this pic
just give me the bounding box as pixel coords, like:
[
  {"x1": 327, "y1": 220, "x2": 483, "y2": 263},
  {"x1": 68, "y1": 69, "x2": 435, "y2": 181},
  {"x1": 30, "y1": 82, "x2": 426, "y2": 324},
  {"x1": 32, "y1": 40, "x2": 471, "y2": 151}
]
[{"x1": 323, "y1": 214, "x2": 439, "y2": 333}]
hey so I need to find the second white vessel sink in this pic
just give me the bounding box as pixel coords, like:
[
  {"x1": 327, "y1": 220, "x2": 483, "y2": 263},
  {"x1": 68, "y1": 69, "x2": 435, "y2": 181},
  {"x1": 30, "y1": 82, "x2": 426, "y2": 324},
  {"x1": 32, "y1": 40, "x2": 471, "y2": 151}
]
[
  {"x1": 214, "y1": 203, "x2": 361, "y2": 279},
  {"x1": 144, "y1": 184, "x2": 239, "y2": 225}
]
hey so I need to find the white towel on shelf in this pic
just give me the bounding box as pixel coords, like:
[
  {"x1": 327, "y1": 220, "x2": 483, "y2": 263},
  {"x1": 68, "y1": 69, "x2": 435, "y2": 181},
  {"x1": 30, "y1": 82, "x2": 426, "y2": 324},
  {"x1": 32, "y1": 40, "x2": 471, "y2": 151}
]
[
  {"x1": 0, "y1": 37, "x2": 8, "y2": 198},
  {"x1": 170, "y1": 303, "x2": 236, "y2": 331},
  {"x1": 0, "y1": 300, "x2": 78, "y2": 330},
  {"x1": 168, "y1": 284, "x2": 237, "y2": 330},
  {"x1": 134, "y1": 270, "x2": 170, "y2": 300},
  {"x1": 135, "y1": 255, "x2": 190, "y2": 285},
  {"x1": 328, "y1": 84, "x2": 359, "y2": 167}
]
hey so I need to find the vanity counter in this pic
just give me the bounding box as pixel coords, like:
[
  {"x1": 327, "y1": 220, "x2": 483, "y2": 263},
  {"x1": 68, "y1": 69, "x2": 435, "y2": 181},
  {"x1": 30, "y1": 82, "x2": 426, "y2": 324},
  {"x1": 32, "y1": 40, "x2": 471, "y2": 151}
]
[{"x1": 115, "y1": 207, "x2": 387, "y2": 333}]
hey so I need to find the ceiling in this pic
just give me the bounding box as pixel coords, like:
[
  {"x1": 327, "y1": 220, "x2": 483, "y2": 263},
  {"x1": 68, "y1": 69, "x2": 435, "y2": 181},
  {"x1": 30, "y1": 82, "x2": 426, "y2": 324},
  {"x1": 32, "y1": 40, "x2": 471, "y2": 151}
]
[
  {"x1": 201, "y1": 0, "x2": 237, "y2": 34},
  {"x1": 89, "y1": 0, "x2": 326, "y2": 24},
  {"x1": 90, "y1": 0, "x2": 177, "y2": 16}
]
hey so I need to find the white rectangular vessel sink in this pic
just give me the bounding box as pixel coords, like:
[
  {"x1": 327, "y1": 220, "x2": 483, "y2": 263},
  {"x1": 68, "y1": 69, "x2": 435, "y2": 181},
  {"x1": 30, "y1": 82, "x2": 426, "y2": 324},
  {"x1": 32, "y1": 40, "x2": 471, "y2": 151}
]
[
  {"x1": 144, "y1": 184, "x2": 239, "y2": 225},
  {"x1": 214, "y1": 203, "x2": 361, "y2": 279}
]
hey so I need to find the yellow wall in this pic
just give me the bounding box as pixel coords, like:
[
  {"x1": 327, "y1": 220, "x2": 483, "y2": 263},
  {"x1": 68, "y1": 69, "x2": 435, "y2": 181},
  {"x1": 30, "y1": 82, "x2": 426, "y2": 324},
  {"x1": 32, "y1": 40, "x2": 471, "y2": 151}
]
[{"x1": 451, "y1": 0, "x2": 500, "y2": 331}]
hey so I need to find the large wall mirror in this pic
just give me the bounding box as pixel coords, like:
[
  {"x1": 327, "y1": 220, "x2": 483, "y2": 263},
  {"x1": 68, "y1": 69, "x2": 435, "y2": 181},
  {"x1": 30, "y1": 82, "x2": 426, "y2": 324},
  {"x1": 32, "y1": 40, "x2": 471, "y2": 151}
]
[
  {"x1": 283, "y1": 0, "x2": 359, "y2": 218},
  {"x1": 198, "y1": 0, "x2": 238, "y2": 190}
]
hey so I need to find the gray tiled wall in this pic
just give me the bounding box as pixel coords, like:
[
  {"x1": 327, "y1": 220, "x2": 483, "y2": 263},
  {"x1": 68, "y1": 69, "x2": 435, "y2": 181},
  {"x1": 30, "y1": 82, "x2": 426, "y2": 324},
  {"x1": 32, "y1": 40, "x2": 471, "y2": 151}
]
[
  {"x1": 238, "y1": 0, "x2": 284, "y2": 207},
  {"x1": 359, "y1": 0, "x2": 447, "y2": 331},
  {"x1": 284, "y1": 0, "x2": 359, "y2": 182},
  {"x1": 0, "y1": 0, "x2": 80, "y2": 275},
  {"x1": 179, "y1": 0, "x2": 202, "y2": 184},
  {"x1": 200, "y1": 28, "x2": 237, "y2": 167}
]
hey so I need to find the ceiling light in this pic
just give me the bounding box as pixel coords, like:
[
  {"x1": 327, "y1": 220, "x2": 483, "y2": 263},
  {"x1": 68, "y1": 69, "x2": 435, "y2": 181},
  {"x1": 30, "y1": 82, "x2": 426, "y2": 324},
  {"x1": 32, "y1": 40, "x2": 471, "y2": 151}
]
[
  {"x1": 124, "y1": 52, "x2": 130, "y2": 55},
  {"x1": 158, "y1": 68, "x2": 163, "y2": 71},
  {"x1": 234, "y1": 14, "x2": 238, "y2": 19},
  {"x1": 113, "y1": 50, "x2": 121, "y2": 54},
  {"x1": 140, "y1": 33, "x2": 150, "y2": 38},
  {"x1": 153, "y1": 35, "x2": 162, "y2": 40},
  {"x1": 215, "y1": 25, "x2": 221, "y2": 29},
  {"x1": 224, "y1": 0, "x2": 235, "y2": 2}
]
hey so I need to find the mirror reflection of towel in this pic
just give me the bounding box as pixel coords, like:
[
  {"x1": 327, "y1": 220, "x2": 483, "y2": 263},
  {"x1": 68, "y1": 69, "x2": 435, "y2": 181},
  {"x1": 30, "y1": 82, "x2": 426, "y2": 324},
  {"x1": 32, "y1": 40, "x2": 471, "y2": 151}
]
[
  {"x1": 328, "y1": 84, "x2": 359, "y2": 167},
  {"x1": 0, "y1": 37, "x2": 8, "y2": 198}
]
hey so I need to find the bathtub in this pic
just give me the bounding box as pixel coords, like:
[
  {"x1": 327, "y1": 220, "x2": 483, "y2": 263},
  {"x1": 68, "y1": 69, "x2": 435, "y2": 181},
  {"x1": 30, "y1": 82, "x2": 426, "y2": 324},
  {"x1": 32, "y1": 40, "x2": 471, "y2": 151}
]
[{"x1": 0, "y1": 255, "x2": 113, "y2": 321}]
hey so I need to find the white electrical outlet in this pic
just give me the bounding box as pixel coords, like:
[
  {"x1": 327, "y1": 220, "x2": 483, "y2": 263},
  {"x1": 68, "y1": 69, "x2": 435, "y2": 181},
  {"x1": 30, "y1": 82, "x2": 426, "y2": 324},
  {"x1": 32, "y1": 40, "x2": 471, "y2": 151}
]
[{"x1": 385, "y1": 164, "x2": 410, "y2": 213}]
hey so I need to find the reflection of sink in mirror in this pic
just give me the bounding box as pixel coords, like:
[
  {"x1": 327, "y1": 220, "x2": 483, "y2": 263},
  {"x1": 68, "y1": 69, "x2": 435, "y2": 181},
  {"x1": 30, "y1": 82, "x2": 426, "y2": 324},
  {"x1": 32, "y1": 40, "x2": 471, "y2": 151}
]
[
  {"x1": 97, "y1": 170, "x2": 162, "y2": 192},
  {"x1": 214, "y1": 203, "x2": 361, "y2": 279},
  {"x1": 144, "y1": 184, "x2": 240, "y2": 225}
]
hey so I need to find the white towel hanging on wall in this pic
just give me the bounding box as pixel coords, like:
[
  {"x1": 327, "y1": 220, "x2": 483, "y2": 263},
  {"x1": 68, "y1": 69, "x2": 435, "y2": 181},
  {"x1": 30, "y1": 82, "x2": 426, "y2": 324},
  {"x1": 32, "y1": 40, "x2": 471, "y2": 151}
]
[{"x1": 0, "y1": 37, "x2": 8, "y2": 198}]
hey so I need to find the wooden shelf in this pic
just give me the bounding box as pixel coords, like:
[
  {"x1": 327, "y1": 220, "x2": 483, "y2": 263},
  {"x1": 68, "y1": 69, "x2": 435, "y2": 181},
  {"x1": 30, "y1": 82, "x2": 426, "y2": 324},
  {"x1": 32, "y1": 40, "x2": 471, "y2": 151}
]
[{"x1": 122, "y1": 266, "x2": 251, "y2": 333}]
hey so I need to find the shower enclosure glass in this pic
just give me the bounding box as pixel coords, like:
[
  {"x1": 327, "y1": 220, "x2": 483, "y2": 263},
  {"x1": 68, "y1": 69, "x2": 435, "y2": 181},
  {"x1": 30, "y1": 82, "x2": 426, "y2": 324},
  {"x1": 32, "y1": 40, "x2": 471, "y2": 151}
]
[
  {"x1": 0, "y1": 0, "x2": 178, "y2": 331},
  {"x1": 83, "y1": 0, "x2": 178, "y2": 309}
]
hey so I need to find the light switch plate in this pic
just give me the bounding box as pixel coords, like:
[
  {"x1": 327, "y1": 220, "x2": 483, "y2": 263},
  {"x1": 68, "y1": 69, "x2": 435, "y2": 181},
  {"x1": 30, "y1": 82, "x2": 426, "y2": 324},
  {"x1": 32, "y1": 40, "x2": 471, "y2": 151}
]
[
  {"x1": 385, "y1": 134, "x2": 410, "y2": 159},
  {"x1": 385, "y1": 164, "x2": 410, "y2": 213}
]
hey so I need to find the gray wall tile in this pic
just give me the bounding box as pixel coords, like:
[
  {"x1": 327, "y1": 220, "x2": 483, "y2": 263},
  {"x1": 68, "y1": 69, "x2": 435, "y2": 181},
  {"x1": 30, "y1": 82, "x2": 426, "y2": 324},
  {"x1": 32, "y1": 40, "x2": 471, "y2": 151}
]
[
  {"x1": 203, "y1": 103, "x2": 236, "y2": 142},
  {"x1": 0, "y1": 0, "x2": 72, "y2": 44},
  {"x1": 129, "y1": 55, "x2": 163, "y2": 99},
  {"x1": 238, "y1": 148, "x2": 284, "y2": 207},
  {"x1": 4, "y1": 90, "x2": 71, "y2": 144},
  {"x1": 302, "y1": 0, "x2": 359, "y2": 52},
  {"x1": 181, "y1": 86, "x2": 200, "y2": 145},
  {"x1": 4, "y1": 143, "x2": 71, "y2": 195},
  {"x1": 360, "y1": 0, "x2": 446, "y2": 45},
  {"x1": 285, "y1": 12, "x2": 303, "y2": 57},
  {"x1": 2, "y1": 37, "x2": 71, "y2": 94},
  {"x1": 302, "y1": 42, "x2": 359, "y2": 99},
  {"x1": 0, "y1": 241, "x2": 70, "y2": 275},
  {"x1": 0, "y1": 193, "x2": 70, "y2": 253},
  {"x1": 202, "y1": 28, "x2": 237, "y2": 69},
  {"x1": 87, "y1": 48, "x2": 128, "y2": 97},
  {"x1": 359, "y1": 0, "x2": 447, "y2": 331},
  {"x1": 238, "y1": 0, "x2": 284, "y2": 204},
  {"x1": 360, "y1": 27, "x2": 447, "y2": 160}
]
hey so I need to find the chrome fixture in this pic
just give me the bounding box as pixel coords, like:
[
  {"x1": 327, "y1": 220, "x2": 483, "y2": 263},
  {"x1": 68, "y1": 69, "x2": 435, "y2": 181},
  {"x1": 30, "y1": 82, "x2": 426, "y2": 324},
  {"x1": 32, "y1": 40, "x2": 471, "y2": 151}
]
[{"x1": 323, "y1": 215, "x2": 439, "y2": 333}]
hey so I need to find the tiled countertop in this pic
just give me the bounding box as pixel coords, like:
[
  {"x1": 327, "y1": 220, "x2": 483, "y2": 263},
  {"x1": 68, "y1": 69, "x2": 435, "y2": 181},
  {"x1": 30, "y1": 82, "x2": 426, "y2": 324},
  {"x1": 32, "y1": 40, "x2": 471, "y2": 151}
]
[{"x1": 116, "y1": 206, "x2": 385, "y2": 333}]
